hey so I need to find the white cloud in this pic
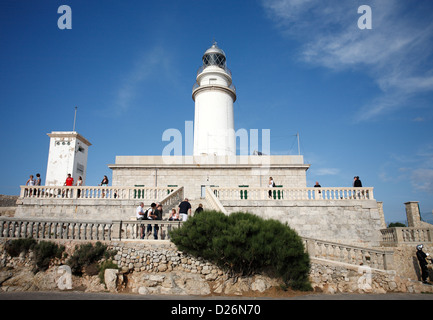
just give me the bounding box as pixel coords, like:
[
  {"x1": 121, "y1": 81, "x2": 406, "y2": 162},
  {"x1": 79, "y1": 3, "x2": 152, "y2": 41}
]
[
  {"x1": 315, "y1": 168, "x2": 340, "y2": 176},
  {"x1": 113, "y1": 45, "x2": 172, "y2": 115},
  {"x1": 411, "y1": 168, "x2": 433, "y2": 193},
  {"x1": 261, "y1": 0, "x2": 433, "y2": 121},
  {"x1": 379, "y1": 145, "x2": 433, "y2": 195}
]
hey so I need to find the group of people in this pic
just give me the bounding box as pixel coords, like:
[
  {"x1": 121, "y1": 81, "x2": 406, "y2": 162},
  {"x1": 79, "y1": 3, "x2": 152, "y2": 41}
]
[
  {"x1": 267, "y1": 176, "x2": 364, "y2": 199},
  {"x1": 25, "y1": 173, "x2": 42, "y2": 187},
  {"x1": 25, "y1": 173, "x2": 42, "y2": 196},
  {"x1": 313, "y1": 176, "x2": 363, "y2": 189},
  {"x1": 136, "y1": 198, "x2": 204, "y2": 240},
  {"x1": 25, "y1": 173, "x2": 109, "y2": 188}
]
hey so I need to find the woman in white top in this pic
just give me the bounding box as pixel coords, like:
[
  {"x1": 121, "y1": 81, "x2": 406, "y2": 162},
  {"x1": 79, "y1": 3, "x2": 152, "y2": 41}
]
[
  {"x1": 75, "y1": 176, "x2": 83, "y2": 198},
  {"x1": 268, "y1": 177, "x2": 275, "y2": 199}
]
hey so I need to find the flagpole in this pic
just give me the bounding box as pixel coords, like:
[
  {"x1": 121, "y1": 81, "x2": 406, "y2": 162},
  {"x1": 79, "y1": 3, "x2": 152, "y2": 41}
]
[{"x1": 73, "y1": 106, "x2": 77, "y2": 132}]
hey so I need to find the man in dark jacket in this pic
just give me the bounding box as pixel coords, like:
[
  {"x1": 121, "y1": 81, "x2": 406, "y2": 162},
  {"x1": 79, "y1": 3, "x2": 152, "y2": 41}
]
[{"x1": 416, "y1": 244, "x2": 431, "y2": 284}]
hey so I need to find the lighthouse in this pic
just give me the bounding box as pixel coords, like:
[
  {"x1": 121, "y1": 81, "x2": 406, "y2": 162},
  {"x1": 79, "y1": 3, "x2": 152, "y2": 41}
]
[{"x1": 192, "y1": 42, "x2": 237, "y2": 156}]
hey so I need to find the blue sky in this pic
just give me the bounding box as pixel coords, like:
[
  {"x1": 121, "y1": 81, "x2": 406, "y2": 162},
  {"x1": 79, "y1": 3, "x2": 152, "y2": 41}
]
[{"x1": 1, "y1": 0, "x2": 432, "y2": 224}]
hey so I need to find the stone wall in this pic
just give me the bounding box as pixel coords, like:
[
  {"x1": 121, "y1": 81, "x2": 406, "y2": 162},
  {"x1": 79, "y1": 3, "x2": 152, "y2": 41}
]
[
  {"x1": 309, "y1": 258, "x2": 433, "y2": 294},
  {"x1": 2, "y1": 239, "x2": 433, "y2": 296},
  {"x1": 13, "y1": 198, "x2": 384, "y2": 247},
  {"x1": 0, "y1": 195, "x2": 18, "y2": 217},
  {"x1": 223, "y1": 199, "x2": 384, "y2": 246},
  {"x1": 14, "y1": 198, "x2": 144, "y2": 220},
  {"x1": 109, "y1": 155, "x2": 309, "y2": 199}
]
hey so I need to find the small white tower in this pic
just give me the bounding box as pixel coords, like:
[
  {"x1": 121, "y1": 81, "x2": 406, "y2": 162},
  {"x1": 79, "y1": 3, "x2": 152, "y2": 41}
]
[
  {"x1": 45, "y1": 131, "x2": 92, "y2": 186},
  {"x1": 192, "y1": 42, "x2": 237, "y2": 156}
]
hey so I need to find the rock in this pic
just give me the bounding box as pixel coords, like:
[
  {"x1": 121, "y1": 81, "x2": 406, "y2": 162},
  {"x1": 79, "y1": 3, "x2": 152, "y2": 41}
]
[
  {"x1": 0, "y1": 271, "x2": 13, "y2": 285},
  {"x1": 104, "y1": 269, "x2": 119, "y2": 292},
  {"x1": 251, "y1": 277, "x2": 268, "y2": 293},
  {"x1": 56, "y1": 265, "x2": 72, "y2": 290}
]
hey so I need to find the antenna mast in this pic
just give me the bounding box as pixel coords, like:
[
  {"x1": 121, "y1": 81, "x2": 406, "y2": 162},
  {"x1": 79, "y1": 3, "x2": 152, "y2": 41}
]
[{"x1": 73, "y1": 106, "x2": 77, "y2": 132}]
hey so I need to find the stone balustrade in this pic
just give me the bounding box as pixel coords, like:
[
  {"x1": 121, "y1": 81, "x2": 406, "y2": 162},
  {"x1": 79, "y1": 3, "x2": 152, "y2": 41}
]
[
  {"x1": 20, "y1": 185, "x2": 374, "y2": 201},
  {"x1": 0, "y1": 217, "x2": 182, "y2": 242},
  {"x1": 303, "y1": 237, "x2": 394, "y2": 270},
  {"x1": 205, "y1": 186, "x2": 228, "y2": 214},
  {"x1": 0, "y1": 216, "x2": 394, "y2": 271},
  {"x1": 211, "y1": 187, "x2": 374, "y2": 201},
  {"x1": 380, "y1": 227, "x2": 433, "y2": 246},
  {"x1": 19, "y1": 185, "x2": 178, "y2": 201}
]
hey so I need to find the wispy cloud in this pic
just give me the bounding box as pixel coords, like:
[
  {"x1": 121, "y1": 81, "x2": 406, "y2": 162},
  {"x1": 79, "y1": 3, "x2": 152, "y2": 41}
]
[
  {"x1": 379, "y1": 145, "x2": 433, "y2": 194},
  {"x1": 112, "y1": 45, "x2": 172, "y2": 116},
  {"x1": 315, "y1": 168, "x2": 340, "y2": 176},
  {"x1": 261, "y1": 0, "x2": 433, "y2": 121}
]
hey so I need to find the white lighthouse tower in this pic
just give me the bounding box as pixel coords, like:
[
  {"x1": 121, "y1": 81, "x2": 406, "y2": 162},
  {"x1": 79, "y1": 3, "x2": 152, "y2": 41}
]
[{"x1": 192, "y1": 42, "x2": 237, "y2": 156}]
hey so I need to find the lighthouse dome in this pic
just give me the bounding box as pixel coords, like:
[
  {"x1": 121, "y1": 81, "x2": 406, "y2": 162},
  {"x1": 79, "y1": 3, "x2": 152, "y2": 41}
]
[{"x1": 202, "y1": 42, "x2": 226, "y2": 68}]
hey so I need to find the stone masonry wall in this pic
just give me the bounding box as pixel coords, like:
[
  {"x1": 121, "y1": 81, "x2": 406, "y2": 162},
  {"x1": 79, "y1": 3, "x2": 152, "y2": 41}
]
[
  {"x1": 2, "y1": 239, "x2": 433, "y2": 295},
  {"x1": 224, "y1": 199, "x2": 384, "y2": 246}
]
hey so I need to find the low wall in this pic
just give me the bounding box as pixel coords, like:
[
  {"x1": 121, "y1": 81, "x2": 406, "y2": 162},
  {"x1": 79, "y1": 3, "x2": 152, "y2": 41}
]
[
  {"x1": 109, "y1": 155, "x2": 310, "y2": 200},
  {"x1": 222, "y1": 199, "x2": 384, "y2": 246},
  {"x1": 14, "y1": 186, "x2": 184, "y2": 221},
  {"x1": 14, "y1": 198, "x2": 141, "y2": 221},
  {"x1": 1, "y1": 239, "x2": 432, "y2": 295}
]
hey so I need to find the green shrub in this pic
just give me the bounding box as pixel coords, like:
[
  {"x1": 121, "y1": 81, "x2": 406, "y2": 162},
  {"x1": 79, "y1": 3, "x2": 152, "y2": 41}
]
[
  {"x1": 33, "y1": 241, "x2": 65, "y2": 272},
  {"x1": 170, "y1": 211, "x2": 312, "y2": 291},
  {"x1": 66, "y1": 242, "x2": 116, "y2": 276},
  {"x1": 5, "y1": 239, "x2": 65, "y2": 272},
  {"x1": 388, "y1": 222, "x2": 406, "y2": 228},
  {"x1": 67, "y1": 242, "x2": 109, "y2": 276},
  {"x1": 5, "y1": 238, "x2": 37, "y2": 257}
]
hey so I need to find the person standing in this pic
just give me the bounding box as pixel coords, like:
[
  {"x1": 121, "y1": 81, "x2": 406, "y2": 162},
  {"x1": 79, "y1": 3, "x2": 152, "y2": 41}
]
[
  {"x1": 100, "y1": 175, "x2": 109, "y2": 198},
  {"x1": 194, "y1": 204, "x2": 204, "y2": 215},
  {"x1": 146, "y1": 203, "x2": 157, "y2": 239},
  {"x1": 153, "y1": 203, "x2": 163, "y2": 239},
  {"x1": 35, "y1": 173, "x2": 41, "y2": 186},
  {"x1": 268, "y1": 177, "x2": 275, "y2": 199},
  {"x1": 353, "y1": 176, "x2": 362, "y2": 187},
  {"x1": 65, "y1": 174, "x2": 74, "y2": 186},
  {"x1": 353, "y1": 176, "x2": 362, "y2": 199},
  {"x1": 136, "y1": 202, "x2": 146, "y2": 239},
  {"x1": 26, "y1": 175, "x2": 35, "y2": 186},
  {"x1": 178, "y1": 198, "x2": 191, "y2": 221},
  {"x1": 64, "y1": 174, "x2": 74, "y2": 198},
  {"x1": 25, "y1": 175, "x2": 35, "y2": 197},
  {"x1": 35, "y1": 173, "x2": 42, "y2": 196},
  {"x1": 76, "y1": 176, "x2": 83, "y2": 198},
  {"x1": 416, "y1": 244, "x2": 431, "y2": 284},
  {"x1": 314, "y1": 181, "x2": 322, "y2": 199}
]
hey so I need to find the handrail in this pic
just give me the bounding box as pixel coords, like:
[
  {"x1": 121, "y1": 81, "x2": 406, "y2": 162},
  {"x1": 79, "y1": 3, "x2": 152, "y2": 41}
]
[
  {"x1": 211, "y1": 187, "x2": 375, "y2": 201},
  {"x1": 19, "y1": 186, "x2": 182, "y2": 201},
  {"x1": 303, "y1": 237, "x2": 394, "y2": 270},
  {"x1": 380, "y1": 227, "x2": 433, "y2": 246},
  {"x1": 0, "y1": 217, "x2": 182, "y2": 241},
  {"x1": 205, "y1": 186, "x2": 228, "y2": 214}
]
